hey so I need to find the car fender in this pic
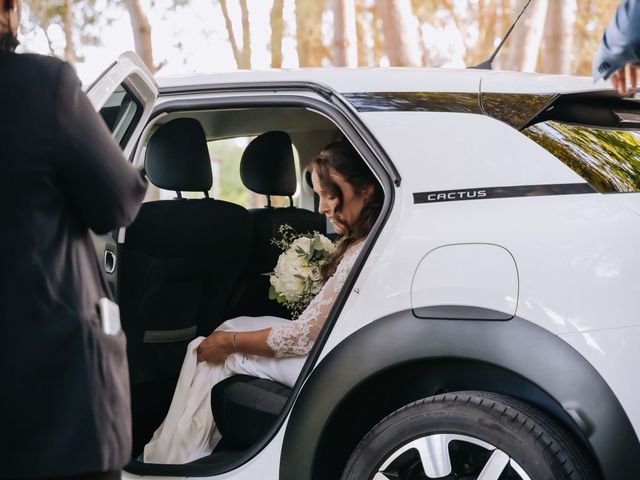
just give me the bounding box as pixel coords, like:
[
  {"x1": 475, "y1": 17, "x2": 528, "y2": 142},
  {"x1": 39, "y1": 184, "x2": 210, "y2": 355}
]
[{"x1": 280, "y1": 310, "x2": 638, "y2": 480}]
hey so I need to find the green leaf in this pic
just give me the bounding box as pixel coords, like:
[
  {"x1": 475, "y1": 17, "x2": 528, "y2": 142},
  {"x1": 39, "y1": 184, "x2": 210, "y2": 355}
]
[
  {"x1": 293, "y1": 274, "x2": 306, "y2": 280},
  {"x1": 268, "y1": 285, "x2": 278, "y2": 300},
  {"x1": 313, "y1": 236, "x2": 323, "y2": 251}
]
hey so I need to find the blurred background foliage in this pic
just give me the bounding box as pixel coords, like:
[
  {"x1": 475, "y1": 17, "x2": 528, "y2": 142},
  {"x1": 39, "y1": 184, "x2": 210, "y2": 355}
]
[{"x1": 19, "y1": 0, "x2": 617, "y2": 77}]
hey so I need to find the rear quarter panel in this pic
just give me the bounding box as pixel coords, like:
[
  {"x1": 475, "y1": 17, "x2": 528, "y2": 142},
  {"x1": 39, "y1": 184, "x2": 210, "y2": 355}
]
[{"x1": 321, "y1": 110, "x2": 640, "y2": 440}]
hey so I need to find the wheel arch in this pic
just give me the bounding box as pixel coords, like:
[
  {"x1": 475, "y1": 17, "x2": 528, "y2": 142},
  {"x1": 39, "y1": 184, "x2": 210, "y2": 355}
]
[{"x1": 280, "y1": 311, "x2": 639, "y2": 480}]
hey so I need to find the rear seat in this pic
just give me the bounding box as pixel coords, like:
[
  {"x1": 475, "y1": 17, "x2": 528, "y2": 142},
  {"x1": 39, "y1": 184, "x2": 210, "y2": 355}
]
[
  {"x1": 119, "y1": 118, "x2": 253, "y2": 456},
  {"x1": 213, "y1": 131, "x2": 324, "y2": 450},
  {"x1": 225, "y1": 130, "x2": 325, "y2": 319}
]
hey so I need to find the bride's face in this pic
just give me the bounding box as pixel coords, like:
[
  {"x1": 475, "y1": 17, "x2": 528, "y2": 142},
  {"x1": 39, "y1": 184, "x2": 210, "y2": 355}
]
[{"x1": 311, "y1": 168, "x2": 371, "y2": 235}]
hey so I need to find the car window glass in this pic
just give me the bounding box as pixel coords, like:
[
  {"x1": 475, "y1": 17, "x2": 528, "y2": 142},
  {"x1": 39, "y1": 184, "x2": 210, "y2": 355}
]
[
  {"x1": 524, "y1": 121, "x2": 640, "y2": 193},
  {"x1": 208, "y1": 137, "x2": 301, "y2": 208},
  {"x1": 143, "y1": 136, "x2": 301, "y2": 207},
  {"x1": 99, "y1": 84, "x2": 142, "y2": 148}
]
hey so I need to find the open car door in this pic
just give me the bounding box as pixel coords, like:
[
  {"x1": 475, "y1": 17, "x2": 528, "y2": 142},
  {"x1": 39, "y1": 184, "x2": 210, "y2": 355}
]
[{"x1": 86, "y1": 51, "x2": 158, "y2": 294}]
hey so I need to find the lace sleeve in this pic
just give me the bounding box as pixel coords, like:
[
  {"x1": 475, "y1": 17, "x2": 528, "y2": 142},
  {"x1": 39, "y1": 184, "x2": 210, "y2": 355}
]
[{"x1": 266, "y1": 242, "x2": 364, "y2": 357}]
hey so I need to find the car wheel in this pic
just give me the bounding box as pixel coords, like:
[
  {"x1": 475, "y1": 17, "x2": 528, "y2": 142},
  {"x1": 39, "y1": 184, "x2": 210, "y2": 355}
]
[{"x1": 341, "y1": 391, "x2": 598, "y2": 480}]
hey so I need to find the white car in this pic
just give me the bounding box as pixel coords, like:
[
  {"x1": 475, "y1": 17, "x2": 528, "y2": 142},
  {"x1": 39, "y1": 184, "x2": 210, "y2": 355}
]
[{"x1": 89, "y1": 51, "x2": 640, "y2": 480}]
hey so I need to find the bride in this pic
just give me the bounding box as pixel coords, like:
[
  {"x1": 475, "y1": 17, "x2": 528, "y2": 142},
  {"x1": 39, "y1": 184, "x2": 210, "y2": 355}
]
[{"x1": 143, "y1": 140, "x2": 383, "y2": 464}]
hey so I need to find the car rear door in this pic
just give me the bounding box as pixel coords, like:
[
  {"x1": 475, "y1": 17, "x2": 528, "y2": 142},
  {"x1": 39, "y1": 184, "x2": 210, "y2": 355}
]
[{"x1": 86, "y1": 51, "x2": 158, "y2": 294}]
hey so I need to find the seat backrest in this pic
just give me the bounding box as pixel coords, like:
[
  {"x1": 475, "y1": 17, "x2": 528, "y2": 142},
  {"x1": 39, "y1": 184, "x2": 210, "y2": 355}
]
[
  {"x1": 225, "y1": 131, "x2": 325, "y2": 319},
  {"x1": 118, "y1": 118, "x2": 253, "y2": 385}
]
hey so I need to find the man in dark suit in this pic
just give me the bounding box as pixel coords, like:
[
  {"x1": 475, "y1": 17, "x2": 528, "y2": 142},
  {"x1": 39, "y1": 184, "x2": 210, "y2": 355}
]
[
  {"x1": 0, "y1": 0, "x2": 147, "y2": 478},
  {"x1": 593, "y1": 0, "x2": 640, "y2": 95}
]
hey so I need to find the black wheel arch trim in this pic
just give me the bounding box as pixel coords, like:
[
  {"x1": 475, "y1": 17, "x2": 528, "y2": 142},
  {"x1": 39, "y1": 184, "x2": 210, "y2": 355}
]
[{"x1": 280, "y1": 311, "x2": 639, "y2": 480}]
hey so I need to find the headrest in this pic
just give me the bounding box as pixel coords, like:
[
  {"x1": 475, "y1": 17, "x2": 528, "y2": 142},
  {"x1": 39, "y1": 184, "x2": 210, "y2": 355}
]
[
  {"x1": 145, "y1": 118, "x2": 213, "y2": 192},
  {"x1": 240, "y1": 131, "x2": 296, "y2": 197}
]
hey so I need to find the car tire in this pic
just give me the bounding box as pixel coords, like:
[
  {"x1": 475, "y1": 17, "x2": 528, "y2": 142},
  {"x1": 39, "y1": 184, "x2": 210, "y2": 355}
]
[{"x1": 341, "y1": 391, "x2": 599, "y2": 480}]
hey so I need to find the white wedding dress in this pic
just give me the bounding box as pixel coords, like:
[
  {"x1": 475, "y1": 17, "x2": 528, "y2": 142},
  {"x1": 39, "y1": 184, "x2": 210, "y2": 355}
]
[{"x1": 143, "y1": 242, "x2": 364, "y2": 464}]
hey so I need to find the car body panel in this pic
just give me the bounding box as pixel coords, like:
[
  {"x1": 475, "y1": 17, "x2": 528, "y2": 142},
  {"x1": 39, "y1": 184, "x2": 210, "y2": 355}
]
[
  {"x1": 560, "y1": 327, "x2": 640, "y2": 443},
  {"x1": 411, "y1": 243, "x2": 519, "y2": 320},
  {"x1": 282, "y1": 313, "x2": 639, "y2": 480},
  {"x1": 358, "y1": 111, "x2": 585, "y2": 191},
  {"x1": 89, "y1": 54, "x2": 639, "y2": 478},
  {"x1": 157, "y1": 67, "x2": 604, "y2": 96}
]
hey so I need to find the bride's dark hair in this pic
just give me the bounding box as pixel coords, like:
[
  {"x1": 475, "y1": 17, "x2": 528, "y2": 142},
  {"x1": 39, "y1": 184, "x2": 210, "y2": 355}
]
[{"x1": 311, "y1": 140, "x2": 383, "y2": 279}]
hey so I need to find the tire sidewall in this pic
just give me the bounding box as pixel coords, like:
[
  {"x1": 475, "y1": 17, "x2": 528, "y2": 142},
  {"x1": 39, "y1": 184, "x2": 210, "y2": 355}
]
[{"x1": 342, "y1": 395, "x2": 583, "y2": 480}]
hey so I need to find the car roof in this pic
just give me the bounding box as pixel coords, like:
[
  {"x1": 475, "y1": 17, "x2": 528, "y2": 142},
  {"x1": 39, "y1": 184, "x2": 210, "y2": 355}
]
[{"x1": 156, "y1": 67, "x2": 609, "y2": 96}]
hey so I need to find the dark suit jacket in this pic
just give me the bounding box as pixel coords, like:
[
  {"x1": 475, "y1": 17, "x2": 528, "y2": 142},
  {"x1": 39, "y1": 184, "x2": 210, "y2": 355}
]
[
  {"x1": 593, "y1": 0, "x2": 640, "y2": 81},
  {"x1": 0, "y1": 52, "x2": 147, "y2": 477}
]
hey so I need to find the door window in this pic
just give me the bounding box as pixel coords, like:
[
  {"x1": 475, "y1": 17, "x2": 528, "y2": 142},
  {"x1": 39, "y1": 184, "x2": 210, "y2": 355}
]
[{"x1": 99, "y1": 84, "x2": 142, "y2": 148}]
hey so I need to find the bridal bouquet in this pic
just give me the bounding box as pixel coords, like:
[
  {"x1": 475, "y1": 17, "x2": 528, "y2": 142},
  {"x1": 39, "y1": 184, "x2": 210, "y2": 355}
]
[{"x1": 268, "y1": 224, "x2": 336, "y2": 318}]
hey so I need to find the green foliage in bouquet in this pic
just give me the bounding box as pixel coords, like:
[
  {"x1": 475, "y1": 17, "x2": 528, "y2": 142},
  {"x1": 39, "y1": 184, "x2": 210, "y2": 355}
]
[{"x1": 267, "y1": 224, "x2": 336, "y2": 319}]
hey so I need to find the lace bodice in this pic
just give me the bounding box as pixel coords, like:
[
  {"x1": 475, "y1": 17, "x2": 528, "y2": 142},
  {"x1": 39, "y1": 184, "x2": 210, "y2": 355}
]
[{"x1": 266, "y1": 242, "x2": 364, "y2": 357}]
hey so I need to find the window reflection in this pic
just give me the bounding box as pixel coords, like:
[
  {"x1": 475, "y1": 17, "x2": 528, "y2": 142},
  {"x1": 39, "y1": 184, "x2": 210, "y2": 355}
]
[
  {"x1": 481, "y1": 93, "x2": 555, "y2": 130},
  {"x1": 524, "y1": 121, "x2": 640, "y2": 193},
  {"x1": 344, "y1": 92, "x2": 482, "y2": 114}
]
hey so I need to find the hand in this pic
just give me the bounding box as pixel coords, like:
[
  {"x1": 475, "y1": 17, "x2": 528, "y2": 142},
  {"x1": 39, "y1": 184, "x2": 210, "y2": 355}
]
[
  {"x1": 611, "y1": 64, "x2": 639, "y2": 96},
  {"x1": 196, "y1": 331, "x2": 234, "y2": 364}
]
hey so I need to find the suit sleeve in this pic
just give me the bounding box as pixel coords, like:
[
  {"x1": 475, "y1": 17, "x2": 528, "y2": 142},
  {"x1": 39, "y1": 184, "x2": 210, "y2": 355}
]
[
  {"x1": 55, "y1": 61, "x2": 147, "y2": 234},
  {"x1": 593, "y1": 0, "x2": 640, "y2": 81}
]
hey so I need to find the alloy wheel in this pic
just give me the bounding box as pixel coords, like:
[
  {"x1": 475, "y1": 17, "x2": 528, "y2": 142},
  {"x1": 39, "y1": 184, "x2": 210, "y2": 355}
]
[{"x1": 374, "y1": 433, "x2": 531, "y2": 480}]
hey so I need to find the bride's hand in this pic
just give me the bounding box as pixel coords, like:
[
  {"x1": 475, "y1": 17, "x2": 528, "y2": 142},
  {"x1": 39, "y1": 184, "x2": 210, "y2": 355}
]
[{"x1": 197, "y1": 331, "x2": 234, "y2": 363}]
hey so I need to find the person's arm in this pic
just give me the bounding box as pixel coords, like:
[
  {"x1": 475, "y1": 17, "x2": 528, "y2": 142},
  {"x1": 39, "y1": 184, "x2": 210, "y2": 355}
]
[
  {"x1": 196, "y1": 243, "x2": 365, "y2": 364},
  {"x1": 593, "y1": 0, "x2": 640, "y2": 95},
  {"x1": 196, "y1": 279, "x2": 341, "y2": 361},
  {"x1": 55, "y1": 62, "x2": 147, "y2": 234},
  {"x1": 196, "y1": 328, "x2": 275, "y2": 363}
]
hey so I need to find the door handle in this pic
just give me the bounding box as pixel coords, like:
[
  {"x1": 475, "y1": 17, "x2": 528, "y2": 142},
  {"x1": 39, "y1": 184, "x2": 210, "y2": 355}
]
[{"x1": 104, "y1": 250, "x2": 116, "y2": 274}]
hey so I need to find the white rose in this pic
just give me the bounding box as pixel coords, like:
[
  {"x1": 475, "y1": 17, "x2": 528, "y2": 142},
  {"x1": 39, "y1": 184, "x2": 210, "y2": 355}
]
[
  {"x1": 270, "y1": 274, "x2": 283, "y2": 292},
  {"x1": 319, "y1": 235, "x2": 336, "y2": 254},
  {"x1": 291, "y1": 236, "x2": 313, "y2": 256}
]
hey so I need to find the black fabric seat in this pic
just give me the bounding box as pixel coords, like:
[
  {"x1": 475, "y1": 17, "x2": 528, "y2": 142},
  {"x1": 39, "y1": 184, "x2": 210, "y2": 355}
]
[
  {"x1": 209, "y1": 131, "x2": 323, "y2": 452},
  {"x1": 225, "y1": 130, "x2": 325, "y2": 318},
  {"x1": 117, "y1": 118, "x2": 253, "y2": 456},
  {"x1": 211, "y1": 375, "x2": 293, "y2": 450}
]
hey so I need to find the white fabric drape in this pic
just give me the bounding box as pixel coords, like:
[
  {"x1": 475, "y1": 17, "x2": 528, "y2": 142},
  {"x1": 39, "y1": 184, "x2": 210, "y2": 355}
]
[
  {"x1": 143, "y1": 317, "x2": 306, "y2": 464},
  {"x1": 144, "y1": 242, "x2": 364, "y2": 464}
]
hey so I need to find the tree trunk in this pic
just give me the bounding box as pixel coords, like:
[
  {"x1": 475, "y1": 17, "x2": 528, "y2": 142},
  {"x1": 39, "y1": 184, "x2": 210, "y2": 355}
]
[
  {"x1": 372, "y1": 2, "x2": 385, "y2": 66},
  {"x1": 219, "y1": 0, "x2": 251, "y2": 69},
  {"x1": 492, "y1": 0, "x2": 512, "y2": 69},
  {"x1": 295, "y1": 0, "x2": 327, "y2": 67},
  {"x1": 355, "y1": 0, "x2": 369, "y2": 66},
  {"x1": 374, "y1": 0, "x2": 421, "y2": 66},
  {"x1": 63, "y1": 0, "x2": 75, "y2": 64},
  {"x1": 475, "y1": 0, "x2": 498, "y2": 65},
  {"x1": 240, "y1": 0, "x2": 251, "y2": 69},
  {"x1": 504, "y1": 0, "x2": 549, "y2": 72},
  {"x1": 540, "y1": 0, "x2": 574, "y2": 74},
  {"x1": 572, "y1": 0, "x2": 616, "y2": 75},
  {"x1": 270, "y1": 0, "x2": 284, "y2": 68},
  {"x1": 126, "y1": 0, "x2": 156, "y2": 73},
  {"x1": 332, "y1": 0, "x2": 358, "y2": 66}
]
